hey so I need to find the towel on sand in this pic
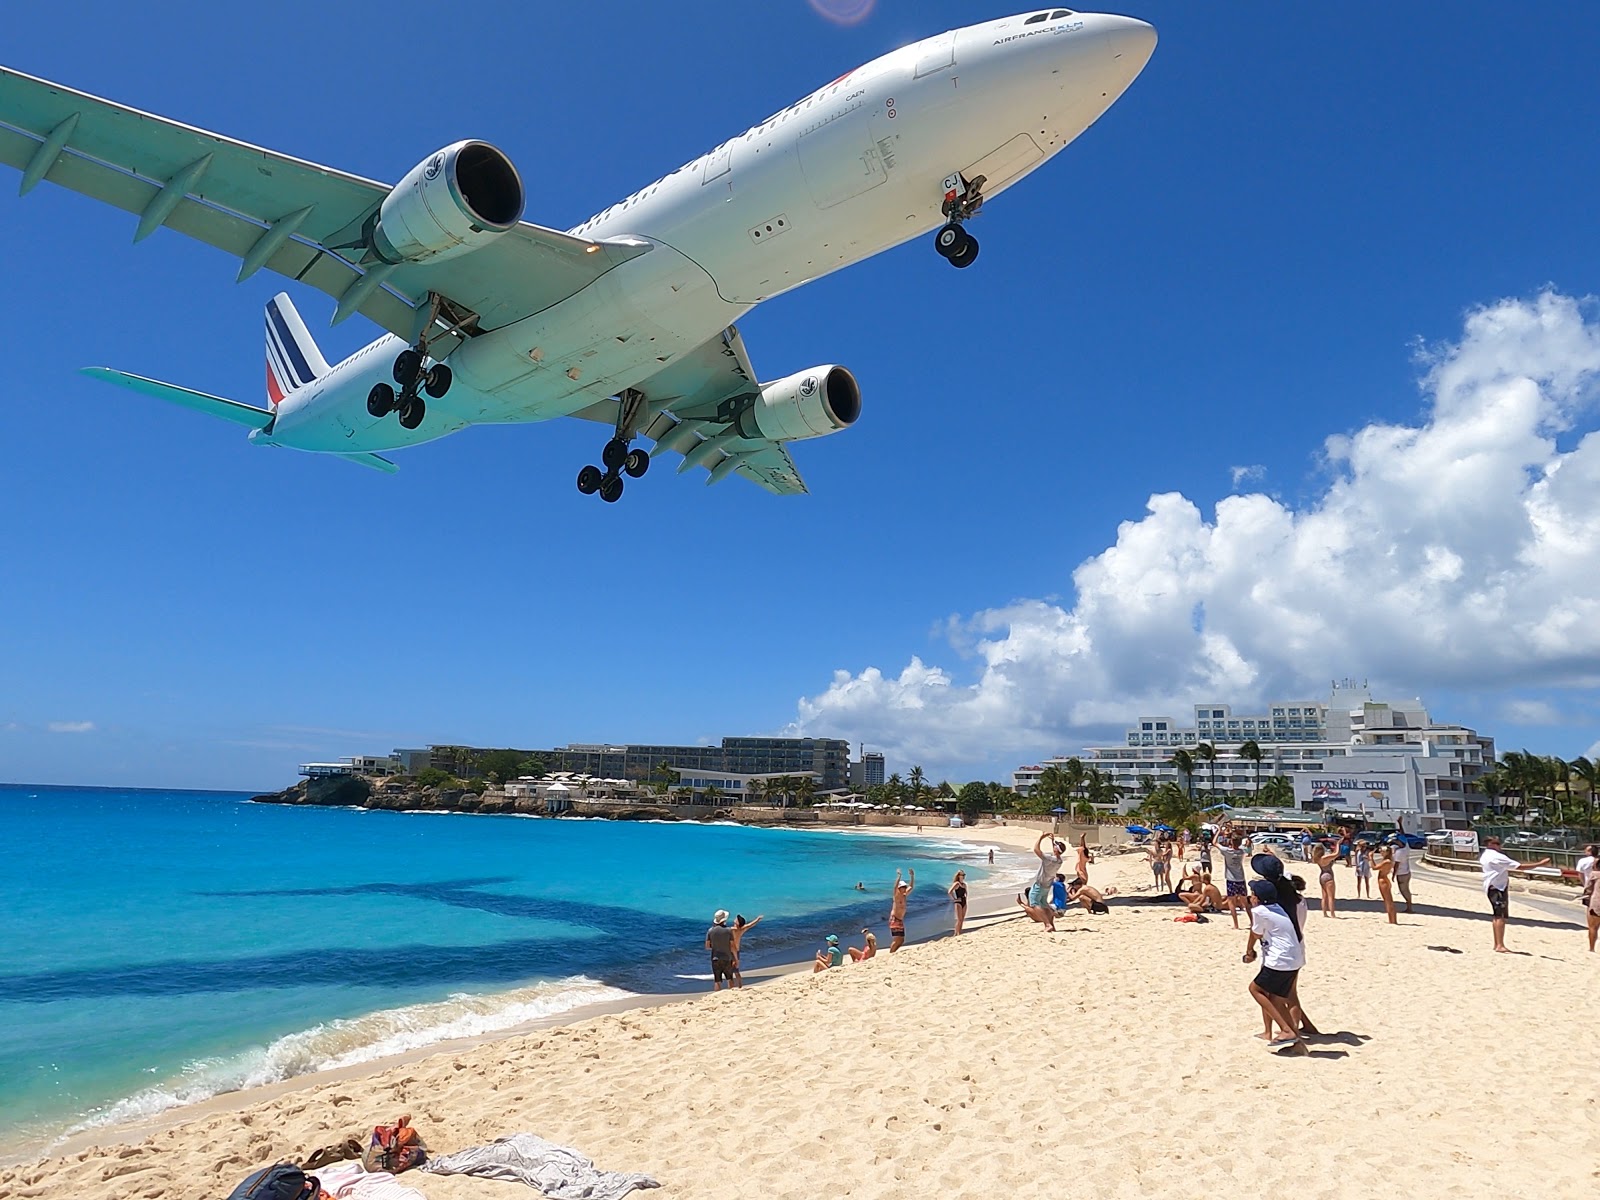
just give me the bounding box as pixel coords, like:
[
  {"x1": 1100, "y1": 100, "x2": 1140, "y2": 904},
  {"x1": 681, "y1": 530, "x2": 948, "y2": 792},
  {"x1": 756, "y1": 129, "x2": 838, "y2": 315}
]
[{"x1": 422, "y1": 1134, "x2": 660, "y2": 1200}]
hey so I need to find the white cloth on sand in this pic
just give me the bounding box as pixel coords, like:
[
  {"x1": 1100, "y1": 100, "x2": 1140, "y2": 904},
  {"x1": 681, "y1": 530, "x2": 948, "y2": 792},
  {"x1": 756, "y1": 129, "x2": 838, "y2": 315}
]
[
  {"x1": 423, "y1": 1133, "x2": 660, "y2": 1199},
  {"x1": 312, "y1": 1162, "x2": 426, "y2": 1200}
]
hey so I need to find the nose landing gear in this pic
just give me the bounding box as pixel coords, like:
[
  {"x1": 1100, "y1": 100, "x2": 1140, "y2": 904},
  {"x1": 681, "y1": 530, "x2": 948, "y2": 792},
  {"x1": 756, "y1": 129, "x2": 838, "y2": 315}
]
[
  {"x1": 934, "y1": 172, "x2": 985, "y2": 269},
  {"x1": 576, "y1": 389, "x2": 651, "y2": 503}
]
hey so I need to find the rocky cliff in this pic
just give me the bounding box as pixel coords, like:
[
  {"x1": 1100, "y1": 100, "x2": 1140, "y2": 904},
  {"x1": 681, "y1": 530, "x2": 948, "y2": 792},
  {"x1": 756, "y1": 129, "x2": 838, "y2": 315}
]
[{"x1": 249, "y1": 776, "x2": 683, "y2": 821}]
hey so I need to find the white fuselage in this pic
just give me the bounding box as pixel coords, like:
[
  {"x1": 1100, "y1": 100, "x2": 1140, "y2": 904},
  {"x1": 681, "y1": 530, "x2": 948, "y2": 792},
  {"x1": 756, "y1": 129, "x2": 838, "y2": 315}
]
[{"x1": 263, "y1": 10, "x2": 1155, "y2": 454}]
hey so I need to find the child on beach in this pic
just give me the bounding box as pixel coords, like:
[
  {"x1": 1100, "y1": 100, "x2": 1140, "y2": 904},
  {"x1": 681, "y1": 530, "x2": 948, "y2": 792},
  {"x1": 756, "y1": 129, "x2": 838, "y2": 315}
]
[{"x1": 814, "y1": 934, "x2": 843, "y2": 972}]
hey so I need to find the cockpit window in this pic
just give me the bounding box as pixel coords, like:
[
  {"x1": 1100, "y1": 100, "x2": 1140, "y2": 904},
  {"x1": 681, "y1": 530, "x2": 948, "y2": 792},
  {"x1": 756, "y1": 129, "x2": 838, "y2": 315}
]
[
  {"x1": 1051, "y1": 9, "x2": 1074, "y2": 17},
  {"x1": 1024, "y1": 11, "x2": 1049, "y2": 23}
]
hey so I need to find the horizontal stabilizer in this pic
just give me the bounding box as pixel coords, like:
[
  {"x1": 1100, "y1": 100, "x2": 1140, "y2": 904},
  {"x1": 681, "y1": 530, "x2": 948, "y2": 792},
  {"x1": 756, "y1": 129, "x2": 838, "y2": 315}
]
[
  {"x1": 81, "y1": 366, "x2": 274, "y2": 428},
  {"x1": 331, "y1": 451, "x2": 398, "y2": 474}
]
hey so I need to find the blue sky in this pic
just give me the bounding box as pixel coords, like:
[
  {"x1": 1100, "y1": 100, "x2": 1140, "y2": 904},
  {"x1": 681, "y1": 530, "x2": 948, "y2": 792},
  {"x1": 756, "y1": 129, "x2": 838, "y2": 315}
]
[{"x1": 5, "y1": 2, "x2": 1600, "y2": 791}]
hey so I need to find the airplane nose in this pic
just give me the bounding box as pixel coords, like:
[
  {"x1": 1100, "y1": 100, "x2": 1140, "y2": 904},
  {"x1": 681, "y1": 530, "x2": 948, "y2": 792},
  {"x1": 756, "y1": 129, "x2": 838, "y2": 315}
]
[{"x1": 1101, "y1": 14, "x2": 1157, "y2": 67}]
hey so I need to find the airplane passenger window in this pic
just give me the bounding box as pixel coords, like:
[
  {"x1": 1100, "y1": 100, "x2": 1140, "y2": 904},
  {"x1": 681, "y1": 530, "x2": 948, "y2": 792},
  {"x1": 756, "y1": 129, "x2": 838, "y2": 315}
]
[{"x1": 1025, "y1": 11, "x2": 1049, "y2": 23}]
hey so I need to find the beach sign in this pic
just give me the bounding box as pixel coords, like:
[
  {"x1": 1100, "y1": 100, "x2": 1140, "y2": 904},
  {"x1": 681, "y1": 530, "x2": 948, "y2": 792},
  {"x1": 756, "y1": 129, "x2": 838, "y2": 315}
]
[{"x1": 1451, "y1": 830, "x2": 1479, "y2": 852}]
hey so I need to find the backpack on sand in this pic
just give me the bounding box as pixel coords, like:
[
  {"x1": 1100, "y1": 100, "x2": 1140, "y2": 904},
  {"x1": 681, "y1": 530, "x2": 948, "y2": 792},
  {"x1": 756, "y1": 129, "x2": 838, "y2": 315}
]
[{"x1": 225, "y1": 1162, "x2": 319, "y2": 1200}]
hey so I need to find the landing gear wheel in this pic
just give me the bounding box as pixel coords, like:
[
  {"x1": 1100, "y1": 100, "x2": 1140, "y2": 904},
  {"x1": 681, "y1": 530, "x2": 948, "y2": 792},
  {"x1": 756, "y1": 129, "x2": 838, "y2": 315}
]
[
  {"x1": 576, "y1": 465, "x2": 604, "y2": 495},
  {"x1": 598, "y1": 475, "x2": 624, "y2": 503},
  {"x1": 949, "y1": 234, "x2": 979, "y2": 269},
  {"x1": 423, "y1": 364, "x2": 453, "y2": 398},
  {"x1": 398, "y1": 397, "x2": 426, "y2": 430},
  {"x1": 601, "y1": 438, "x2": 630, "y2": 471},
  {"x1": 934, "y1": 223, "x2": 964, "y2": 259},
  {"x1": 393, "y1": 349, "x2": 424, "y2": 387},
  {"x1": 367, "y1": 383, "x2": 396, "y2": 417},
  {"x1": 623, "y1": 448, "x2": 650, "y2": 478}
]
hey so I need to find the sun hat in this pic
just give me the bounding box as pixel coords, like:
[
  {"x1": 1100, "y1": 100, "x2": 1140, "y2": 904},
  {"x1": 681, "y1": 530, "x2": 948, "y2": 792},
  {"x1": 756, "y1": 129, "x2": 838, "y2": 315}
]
[
  {"x1": 1250, "y1": 853, "x2": 1283, "y2": 879},
  {"x1": 713, "y1": 909, "x2": 728, "y2": 924},
  {"x1": 826, "y1": 934, "x2": 839, "y2": 943}
]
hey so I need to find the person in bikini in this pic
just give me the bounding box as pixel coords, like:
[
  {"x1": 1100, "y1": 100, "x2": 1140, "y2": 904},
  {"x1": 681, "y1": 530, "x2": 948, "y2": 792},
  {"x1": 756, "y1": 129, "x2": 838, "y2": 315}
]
[
  {"x1": 847, "y1": 928, "x2": 878, "y2": 962},
  {"x1": 1312, "y1": 841, "x2": 1340, "y2": 918},
  {"x1": 1374, "y1": 846, "x2": 1399, "y2": 925},
  {"x1": 1075, "y1": 833, "x2": 1094, "y2": 883},
  {"x1": 889, "y1": 867, "x2": 915, "y2": 951},
  {"x1": 729, "y1": 913, "x2": 763, "y2": 988},
  {"x1": 947, "y1": 869, "x2": 969, "y2": 936}
]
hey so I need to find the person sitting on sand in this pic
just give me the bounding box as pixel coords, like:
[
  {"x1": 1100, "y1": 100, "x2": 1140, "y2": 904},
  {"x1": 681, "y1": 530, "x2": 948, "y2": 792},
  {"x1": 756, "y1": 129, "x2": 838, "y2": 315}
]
[
  {"x1": 847, "y1": 928, "x2": 878, "y2": 962},
  {"x1": 1066, "y1": 876, "x2": 1117, "y2": 914},
  {"x1": 814, "y1": 934, "x2": 843, "y2": 972},
  {"x1": 889, "y1": 867, "x2": 915, "y2": 951},
  {"x1": 1015, "y1": 890, "x2": 1057, "y2": 931},
  {"x1": 730, "y1": 913, "x2": 763, "y2": 988},
  {"x1": 1183, "y1": 871, "x2": 1224, "y2": 915},
  {"x1": 1173, "y1": 865, "x2": 1203, "y2": 902}
]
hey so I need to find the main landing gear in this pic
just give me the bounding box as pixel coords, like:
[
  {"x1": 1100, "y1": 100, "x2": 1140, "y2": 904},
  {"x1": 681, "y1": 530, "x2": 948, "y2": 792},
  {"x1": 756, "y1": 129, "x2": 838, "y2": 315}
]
[
  {"x1": 367, "y1": 348, "x2": 453, "y2": 431},
  {"x1": 576, "y1": 388, "x2": 650, "y2": 503},
  {"x1": 933, "y1": 171, "x2": 985, "y2": 269}
]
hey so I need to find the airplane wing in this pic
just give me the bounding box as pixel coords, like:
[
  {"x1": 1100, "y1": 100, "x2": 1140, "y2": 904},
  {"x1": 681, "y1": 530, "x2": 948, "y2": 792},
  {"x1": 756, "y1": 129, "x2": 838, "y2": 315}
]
[
  {"x1": 566, "y1": 326, "x2": 811, "y2": 496},
  {"x1": 0, "y1": 66, "x2": 648, "y2": 343}
]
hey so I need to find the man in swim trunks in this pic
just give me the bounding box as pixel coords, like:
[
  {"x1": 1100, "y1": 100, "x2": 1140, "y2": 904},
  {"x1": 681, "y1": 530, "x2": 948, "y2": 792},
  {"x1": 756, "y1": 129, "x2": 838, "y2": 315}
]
[
  {"x1": 1066, "y1": 876, "x2": 1117, "y2": 914},
  {"x1": 1029, "y1": 834, "x2": 1064, "y2": 908},
  {"x1": 889, "y1": 867, "x2": 914, "y2": 951},
  {"x1": 705, "y1": 909, "x2": 735, "y2": 991},
  {"x1": 1478, "y1": 836, "x2": 1551, "y2": 953},
  {"x1": 1219, "y1": 835, "x2": 1248, "y2": 928}
]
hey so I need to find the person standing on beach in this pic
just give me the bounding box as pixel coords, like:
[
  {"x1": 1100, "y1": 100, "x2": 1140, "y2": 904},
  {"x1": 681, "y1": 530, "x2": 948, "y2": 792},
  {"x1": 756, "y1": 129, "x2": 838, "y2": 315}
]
[
  {"x1": 1029, "y1": 833, "x2": 1064, "y2": 909},
  {"x1": 1219, "y1": 835, "x2": 1248, "y2": 928},
  {"x1": 1243, "y1": 879, "x2": 1308, "y2": 1055},
  {"x1": 1198, "y1": 828, "x2": 1214, "y2": 879},
  {"x1": 1312, "y1": 842, "x2": 1339, "y2": 918},
  {"x1": 729, "y1": 913, "x2": 763, "y2": 988},
  {"x1": 948, "y1": 870, "x2": 969, "y2": 936},
  {"x1": 1391, "y1": 836, "x2": 1415, "y2": 913},
  {"x1": 705, "y1": 910, "x2": 736, "y2": 992},
  {"x1": 988, "y1": 848, "x2": 995, "y2": 866},
  {"x1": 1477, "y1": 836, "x2": 1551, "y2": 953},
  {"x1": 1353, "y1": 842, "x2": 1373, "y2": 899},
  {"x1": 1074, "y1": 833, "x2": 1094, "y2": 883},
  {"x1": 1577, "y1": 844, "x2": 1597, "y2": 906},
  {"x1": 1374, "y1": 847, "x2": 1398, "y2": 925},
  {"x1": 1586, "y1": 867, "x2": 1600, "y2": 952},
  {"x1": 889, "y1": 867, "x2": 915, "y2": 951}
]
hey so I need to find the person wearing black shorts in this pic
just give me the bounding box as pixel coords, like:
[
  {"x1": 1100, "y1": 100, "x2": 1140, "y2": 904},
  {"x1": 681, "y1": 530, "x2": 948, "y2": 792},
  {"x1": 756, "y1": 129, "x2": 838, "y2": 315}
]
[
  {"x1": 1478, "y1": 837, "x2": 1551, "y2": 953},
  {"x1": 1244, "y1": 880, "x2": 1307, "y2": 1055},
  {"x1": 705, "y1": 909, "x2": 736, "y2": 991}
]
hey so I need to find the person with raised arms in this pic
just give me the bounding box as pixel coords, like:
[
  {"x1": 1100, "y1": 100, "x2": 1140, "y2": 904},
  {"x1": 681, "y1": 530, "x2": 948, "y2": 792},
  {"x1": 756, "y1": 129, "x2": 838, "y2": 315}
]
[
  {"x1": 1478, "y1": 836, "x2": 1551, "y2": 953},
  {"x1": 889, "y1": 867, "x2": 915, "y2": 951}
]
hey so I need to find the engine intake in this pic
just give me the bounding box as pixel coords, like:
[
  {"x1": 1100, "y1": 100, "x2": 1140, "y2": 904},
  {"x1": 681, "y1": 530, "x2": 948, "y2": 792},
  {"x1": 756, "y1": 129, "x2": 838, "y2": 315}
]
[
  {"x1": 372, "y1": 140, "x2": 525, "y2": 266},
  {"x1": 736, "y1": 366, "x2": 861, "y2": 442}
]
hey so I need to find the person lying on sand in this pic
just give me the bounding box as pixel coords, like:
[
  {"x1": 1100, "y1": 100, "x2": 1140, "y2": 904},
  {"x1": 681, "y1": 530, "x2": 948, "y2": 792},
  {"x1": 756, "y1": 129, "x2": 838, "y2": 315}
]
[{"x1": 1016, "y1": 891, "x2": 1057, "y2": 932}]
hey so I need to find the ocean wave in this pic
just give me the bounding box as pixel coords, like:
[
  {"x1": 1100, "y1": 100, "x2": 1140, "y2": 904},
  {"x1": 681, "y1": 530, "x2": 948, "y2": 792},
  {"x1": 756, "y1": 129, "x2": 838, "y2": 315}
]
[{"x1": 67, "y1": 976, "x2": 633, "y2": 1135}]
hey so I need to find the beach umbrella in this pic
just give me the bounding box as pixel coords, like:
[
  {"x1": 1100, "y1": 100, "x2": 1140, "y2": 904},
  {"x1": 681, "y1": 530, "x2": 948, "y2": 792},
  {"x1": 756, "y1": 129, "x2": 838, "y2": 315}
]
[
  {"x1": 1153, "y1": 823, "x2": 1174, "y2": 832},
  {"x1": 1204, "y1": 803, "x2": 1232, "y2": 812},
  {"x1": 1050, "y1": 807, "x2": 1069, "y2": 815},
  {"x1": 1126, "y1": 824, "x2": 1152, "y2": 835}
]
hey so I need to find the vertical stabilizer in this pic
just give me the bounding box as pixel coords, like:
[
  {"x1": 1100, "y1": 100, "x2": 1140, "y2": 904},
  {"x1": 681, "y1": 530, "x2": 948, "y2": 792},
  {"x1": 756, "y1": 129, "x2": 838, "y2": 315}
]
[{"x1": 264, "y1": 292, "x2": 331, "y2": 407}]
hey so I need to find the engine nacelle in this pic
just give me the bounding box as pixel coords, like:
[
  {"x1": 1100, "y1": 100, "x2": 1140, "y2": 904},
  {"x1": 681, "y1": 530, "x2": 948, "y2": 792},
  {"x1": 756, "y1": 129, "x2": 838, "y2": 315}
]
[
  {"x1": 735, "y1": 366, "x2": 861, "y2": 442},
  {"x1": 371, "y1": 141, "x2": 525, "y2": 266}
]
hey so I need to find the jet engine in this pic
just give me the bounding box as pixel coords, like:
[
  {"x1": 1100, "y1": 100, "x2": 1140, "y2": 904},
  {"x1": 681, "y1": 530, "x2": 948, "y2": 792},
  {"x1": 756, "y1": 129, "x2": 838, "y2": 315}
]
[
  {"x1": 370, "y1": 140, "x2": 525, "y2": 266},
  {"x1": 735, "y1": 366, "x2": 861, "y2": 442}
]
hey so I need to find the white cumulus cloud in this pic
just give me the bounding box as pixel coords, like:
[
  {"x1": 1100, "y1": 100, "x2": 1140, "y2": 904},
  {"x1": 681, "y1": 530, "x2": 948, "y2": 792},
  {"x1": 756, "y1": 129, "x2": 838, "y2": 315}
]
[
  {"x1": 795, "y1": 291, "x2": 1600, "y2": 776},
  {"x1": 47, "y1": 721, "x2": 96, "y2": 734}
]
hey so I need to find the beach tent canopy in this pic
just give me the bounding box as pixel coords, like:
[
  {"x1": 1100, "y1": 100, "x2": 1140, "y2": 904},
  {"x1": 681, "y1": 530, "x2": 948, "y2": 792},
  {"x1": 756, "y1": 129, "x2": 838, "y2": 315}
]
[{"x1": 545, "y1": 783, "x2": 570, "y2": 793}]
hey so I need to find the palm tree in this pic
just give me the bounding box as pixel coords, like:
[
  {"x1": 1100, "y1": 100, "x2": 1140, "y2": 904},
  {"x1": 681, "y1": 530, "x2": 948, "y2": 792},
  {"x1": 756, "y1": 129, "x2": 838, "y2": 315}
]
[
  {"x1": 795, "y1": 777, "x2": 816, "y2": 808},
  {"x1": 885, "y1": 772, "x2": 905, "y2": 806},
  {"x1": 1035, "y1": 765, "x2": 1070, "y2": 815},
  {"x1": 1063, "y1": 757, "x2": 1087, "y2": 809},
  {"x1": 1471, "y1": 767, "x2": 1505, "y2": 820},
  {"x1": 1194, "y1": 742, "x2": 1218, "y2": 799},
  {"x1": 702, "y1": 783, "x2": 725, "y2": 806},
  {"x1": 747, "y1": 777, "x2": 768, "y2": 807},
  {"x1": 908, "y1": 765, "x2": 927, "y2": 803},
  {"x1": 1167, "y1": 748, "x2": 1196, "y2": 803},
  {"x1": 1238, "y1": 739, "x2": 1263, "y2": 798},
  {"x1": 1551, "y1": 755, "x2": 1572, "y2": 827},
  {"x1": 1570, "y1": 756, "x2": 1598, "y2": 835},
  {"x1": 1258, "y1": 775, "x2": 1293, "y2": 807}
]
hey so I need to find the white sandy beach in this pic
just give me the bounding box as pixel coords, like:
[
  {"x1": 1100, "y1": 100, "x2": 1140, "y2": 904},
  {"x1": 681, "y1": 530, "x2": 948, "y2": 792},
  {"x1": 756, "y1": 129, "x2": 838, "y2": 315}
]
[{"x1": 5, "y1": 825, "x2": 1596, "y2": 1200}]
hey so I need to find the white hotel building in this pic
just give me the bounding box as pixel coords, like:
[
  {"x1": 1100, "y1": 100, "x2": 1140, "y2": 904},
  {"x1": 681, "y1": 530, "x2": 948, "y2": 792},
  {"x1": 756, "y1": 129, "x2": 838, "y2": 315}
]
[{"x1": 1013, "y1": 682, "x2": 1495, "y2": 830}]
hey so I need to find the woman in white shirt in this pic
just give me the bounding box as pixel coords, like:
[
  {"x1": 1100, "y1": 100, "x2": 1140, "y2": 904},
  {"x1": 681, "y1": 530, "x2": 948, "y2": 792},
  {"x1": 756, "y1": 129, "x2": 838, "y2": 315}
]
[{"x1": 1243, "y1": 879, "x2": 1308, "y2": 1056}]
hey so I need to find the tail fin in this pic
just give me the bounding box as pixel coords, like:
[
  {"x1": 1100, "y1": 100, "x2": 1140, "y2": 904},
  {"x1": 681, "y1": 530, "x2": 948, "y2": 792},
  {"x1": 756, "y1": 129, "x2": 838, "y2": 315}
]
[{"x1": 264, "y1": 292, "x2": 331, "y2": 408}]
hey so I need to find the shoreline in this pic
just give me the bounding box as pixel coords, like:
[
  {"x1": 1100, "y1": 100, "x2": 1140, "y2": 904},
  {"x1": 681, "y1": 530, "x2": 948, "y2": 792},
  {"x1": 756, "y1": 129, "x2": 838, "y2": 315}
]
[{"x1": 4, "y1": 821, "x2": 1042, "y2": 1167}]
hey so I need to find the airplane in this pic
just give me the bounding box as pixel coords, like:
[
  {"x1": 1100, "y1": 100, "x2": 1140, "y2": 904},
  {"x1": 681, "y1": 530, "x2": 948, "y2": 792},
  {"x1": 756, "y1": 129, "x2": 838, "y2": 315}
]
[{"x1": 0, "y1": 8, "x2": 1155, "y2": 501}]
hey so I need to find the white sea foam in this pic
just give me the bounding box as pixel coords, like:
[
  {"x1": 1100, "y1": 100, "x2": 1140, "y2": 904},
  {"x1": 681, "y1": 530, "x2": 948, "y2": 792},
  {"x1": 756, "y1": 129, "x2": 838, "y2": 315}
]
[{"x1": 67, "y1": 976, "x2": 633, "y2": 1135}]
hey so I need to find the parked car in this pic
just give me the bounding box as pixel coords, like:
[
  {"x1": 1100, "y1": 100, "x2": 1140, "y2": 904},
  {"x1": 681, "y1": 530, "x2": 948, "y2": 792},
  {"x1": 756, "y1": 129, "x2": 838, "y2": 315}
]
[
  {"x1": 1249, "y1": 833, "x2": 1298, "y2": 851},
  {"x1": 1391, "y1": 832, "x2": 1427, "y2": 849}
]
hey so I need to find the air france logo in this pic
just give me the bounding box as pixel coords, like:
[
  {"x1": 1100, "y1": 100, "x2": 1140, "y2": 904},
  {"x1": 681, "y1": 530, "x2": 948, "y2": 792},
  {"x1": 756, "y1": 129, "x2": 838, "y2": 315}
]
[
  {"x1": 799, "y1": 376, "x2": 818, "y2": 397},
  {"x1": 425, "y1": 154, "x2": 445, "y2": 181}
]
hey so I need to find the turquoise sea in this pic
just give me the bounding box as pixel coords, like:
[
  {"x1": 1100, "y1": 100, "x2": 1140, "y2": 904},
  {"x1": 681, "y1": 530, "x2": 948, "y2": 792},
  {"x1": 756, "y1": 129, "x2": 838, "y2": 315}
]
[{"x1": 0, "y1": 785, "x2": 991, "y2": 1160}]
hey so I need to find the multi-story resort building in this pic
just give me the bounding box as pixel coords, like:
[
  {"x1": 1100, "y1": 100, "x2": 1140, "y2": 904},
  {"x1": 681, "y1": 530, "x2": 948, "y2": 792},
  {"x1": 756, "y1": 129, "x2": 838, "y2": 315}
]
[
  {"x1": 850, "y1": 752, "x2": 886, "y2": 790},
  {"x1": 1013, "y1": 681, "x2": 1495, "y2": 830}
]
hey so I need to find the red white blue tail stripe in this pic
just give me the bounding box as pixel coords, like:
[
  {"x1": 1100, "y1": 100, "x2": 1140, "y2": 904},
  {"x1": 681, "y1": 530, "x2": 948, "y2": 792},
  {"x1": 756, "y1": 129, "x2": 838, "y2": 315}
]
[{"x1": 264, "y1": 293, "x2": 329, "y2": 408}]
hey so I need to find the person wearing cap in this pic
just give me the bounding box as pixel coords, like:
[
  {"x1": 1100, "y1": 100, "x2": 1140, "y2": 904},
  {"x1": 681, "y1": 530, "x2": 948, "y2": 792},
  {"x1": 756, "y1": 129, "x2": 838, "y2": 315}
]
[
  {"x1": 813, "y1": 933, "x2": 844, "y2": 972},
  {"x1": 1390, "y1": 835, "x2": 1414, "y2": 913},
  {"x1": 1029, "y1": 834, "x2": 1064, "y2": 909},
  {"x1": 705, "y1": 910, "x2": 736, "y2": 991},
  {"x1": 1243, "y1": 878, "x2": 1308, "y2": 1055},
  {"x1": 888, "y1": 867, "x2": 915, "y2": 951},
  {"x1": 1478, "y1": 836, "x2": 1552, "y2": 953}
]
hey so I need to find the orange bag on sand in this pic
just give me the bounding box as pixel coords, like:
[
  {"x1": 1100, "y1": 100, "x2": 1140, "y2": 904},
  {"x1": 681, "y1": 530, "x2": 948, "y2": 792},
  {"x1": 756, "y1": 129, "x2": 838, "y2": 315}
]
[{"x1": 363, "y1": 1114, "x2": 427, "y2": 1174}]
